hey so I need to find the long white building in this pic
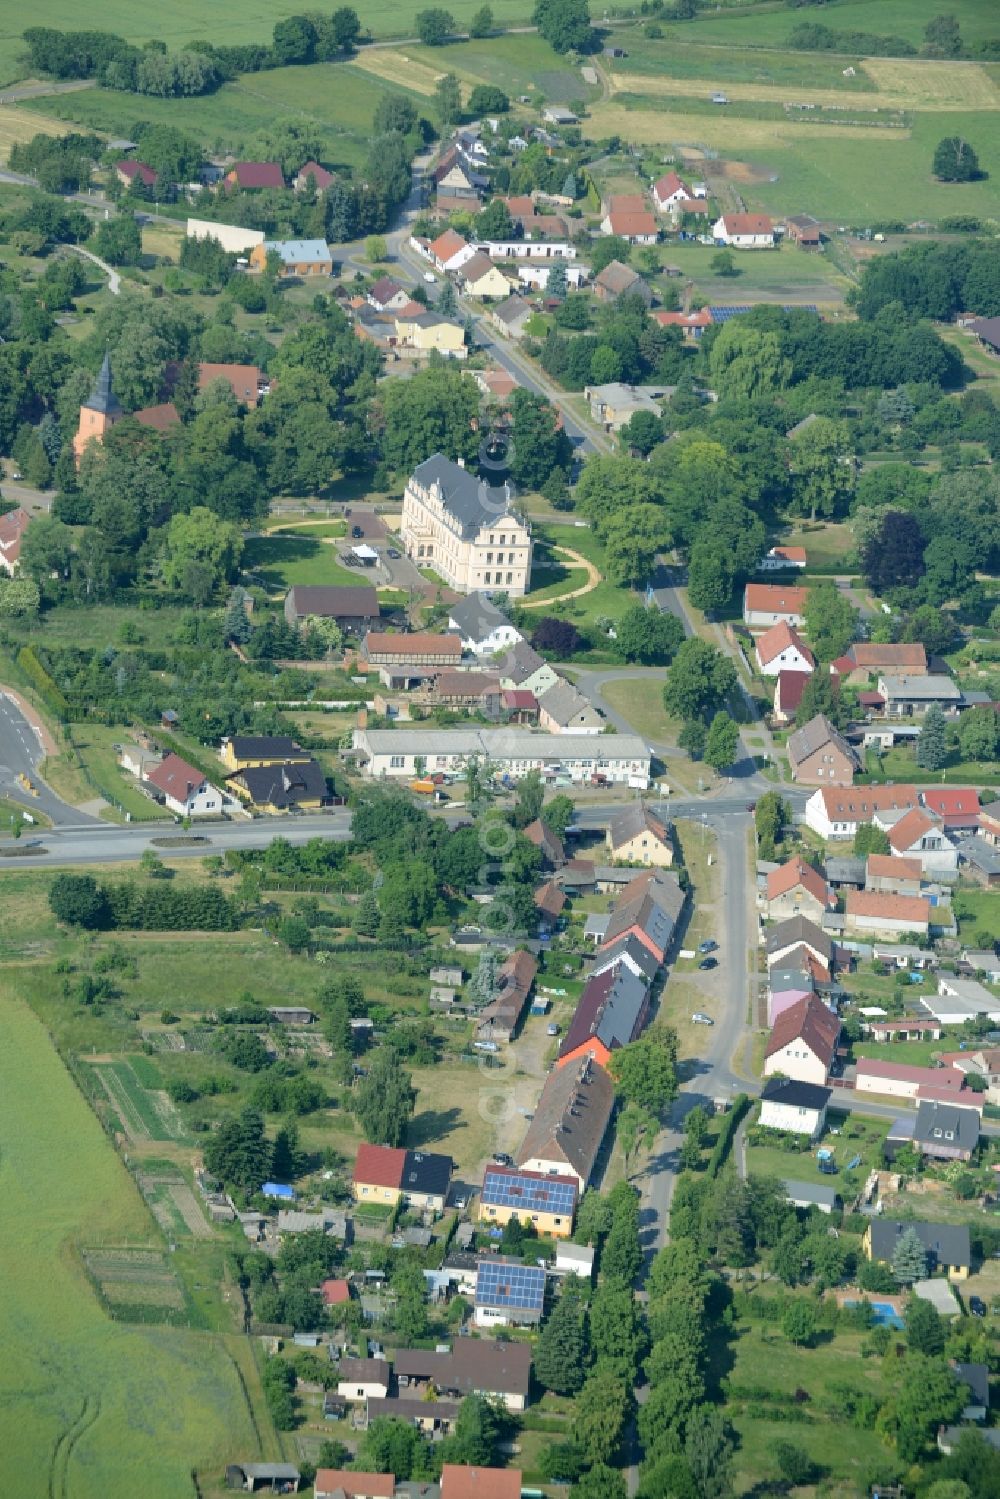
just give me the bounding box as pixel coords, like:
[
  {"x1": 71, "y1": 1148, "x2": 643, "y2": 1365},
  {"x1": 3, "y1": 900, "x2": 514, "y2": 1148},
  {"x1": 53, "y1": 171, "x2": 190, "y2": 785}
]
[
  {"x1": 352, "y1": 727, "x2": 650, "y2": 785},
  {"x1": 400, "y1": 454, "x2": 533, "y2": 597}
]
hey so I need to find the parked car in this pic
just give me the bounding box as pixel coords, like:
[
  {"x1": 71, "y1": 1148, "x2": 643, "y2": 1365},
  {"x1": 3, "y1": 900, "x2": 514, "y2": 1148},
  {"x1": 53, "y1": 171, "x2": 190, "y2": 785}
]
[
  {"x1": 492, "y1": 1152, "x2": 514, "y2": 1167},
  {"x1": 698, "y1": 957, "x2": 717, "y2": 970},
  {"x1": 970, "y1": 1296, "x2": 987, "y2": 1318},
  {"x1": 351, "y1": 525, "x2": 364, "y2": 538},
  {"x1": 546, "y1": 1022, "x2": 560, "y2": 1036},
  {"x1": 387, "y1": 548, "x2": 401, "y2": 559},
  {"x1": 692, "y1": 1012, "x2": 714, "y2": 1026},
  {"x1": 698, "y1": 939, "x2": 718, "y2": 954}
]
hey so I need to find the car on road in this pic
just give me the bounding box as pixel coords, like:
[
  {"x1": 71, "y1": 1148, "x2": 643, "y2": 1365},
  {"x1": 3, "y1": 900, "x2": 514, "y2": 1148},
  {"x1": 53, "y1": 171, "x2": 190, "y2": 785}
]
[
  {"x1": 351, "y1": 525, "x2": 363, "y2": 538},
  {"x1": 970, "y1": 1295, "x2": 987, "y2": 1318},
  {"x1": 492, "y1": 1152, "x2": 514, "y2": 1166},
  {"x1": 698, "y1": 957, "x2": 717, "y2": 970},
  {"x1": 387, "y1": 548, "x2": 400, "y2": 559},
  {"x1": 424, "y1": 271, "x2": 436, "y2": 283},
  {"x1": 698, "y1": 939, "x2": 718, "y2": 954},
  {"x1": 692, "y1": 1012, "x2": 714, "y2": 1026},
  {"x1": 546, "y1": 1022, "x2": 560, "y2": 1036}
]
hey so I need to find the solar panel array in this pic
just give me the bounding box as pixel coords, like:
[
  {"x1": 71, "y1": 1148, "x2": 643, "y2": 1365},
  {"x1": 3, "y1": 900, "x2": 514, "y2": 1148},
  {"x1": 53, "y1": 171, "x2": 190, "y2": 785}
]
[
  {"x1": 475, "y1": 1258, "x2": 545, "y2": 1310},
  {"x1": 481, "y1": 1168, "x2": 577, "y2": 1217},
  {"x1": 709, "y1": 305, "x2": 818, "y2": 322}
]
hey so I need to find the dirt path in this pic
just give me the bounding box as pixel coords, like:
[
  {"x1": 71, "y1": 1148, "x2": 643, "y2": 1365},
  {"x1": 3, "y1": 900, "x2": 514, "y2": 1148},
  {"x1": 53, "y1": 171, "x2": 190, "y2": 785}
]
[{"x1": 520, "y1": 545, "x2": 601, "y2": 609}]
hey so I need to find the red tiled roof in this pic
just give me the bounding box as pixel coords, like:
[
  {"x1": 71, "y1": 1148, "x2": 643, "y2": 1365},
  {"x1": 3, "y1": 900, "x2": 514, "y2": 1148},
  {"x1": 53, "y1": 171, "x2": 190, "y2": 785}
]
[
  {"x1": 145, "y1": 752, "x2": 206, "y2": 801},
  {"x1": 849, "y1": 642, "x2": 927, "y2": 673},
  {"x1": 867, "y1": 853, "x2": 921, "y2": 882},
  {"x1": 440, "y1": 1465, "x2": 522, "y2": 1499},
  {"x1": 775, "y1": 670, "x2": 811, "y2": 715},
  {"x1": 675, "y1": 197, "x2": 709, "y2": 213},
  {"x1": 815, "y1": 785, "x2": 919, "y2": 822},
  {"x1": 653, "y1": 171, "x2": 689, "y2": 199},
  {"x1": 534, "y1": 880, "x2": 567, "y2": 917},
  {"x1": 0, "y1": 506, "x2": 31, "y2": 560},
  {"x1": 430, "y1": 228, "x2": 468, "y2": 262},
  {"x1": 134, "y1": 402, "x2": 181, "y2": 431},
  {"x1": 606, "y1": 194, "x2": 648, "y2": 214},
  {"x1": 720, "y1": 212, "x2": 773, "y2": 234},
  {"x1": 767, "y1": 856, "x2": 830, "y2": 907},
  {"x1": 316, "y1": 1472, "x2": 395, "y2": 1499},
  {"x1": 922, "y1": 788, "x2": 979, "y2": 819},
  {"x1": 117, "y1": 159, "x2": 157, "y2": 186},
  {"x1": 756, "y1": 619, "x2": 814, "y2": 668},
  {"x1": 501, "y1": 688, "x2": 537, "y2": 710},
  {"x1": 320, "y1": 1277, "x2": 351, "y2": 1305},
  {"x1": 744, "y1": 583, "x2": 808, "y2": 615},
  {"x1": 769, "y1": 545, "x2": 807, "y2": 564},
  {"x1": 846, "y1": 890, "x2": 931, "y2": 925},
  {"x1": 765, "y1": 992, "x2": 839, "y2": 1067},
  {"x1": 887, "y1": 807, "x2": 937, "y2": 853},
  {"x1": 653, "y1": 308, "x2": 712, "y2": 330},
  {"x1": 606, "y1": 210, "x2": 658, "y2": 238},
  {"x1": 366, "y1": 631, "x2": 462, "y2": 659},
  {"x1": 503, "y1": 195, "x2": 536, "y2": 217},
  {"x1": 353, "y1": 1143, "x2": 406, "y2": 1190},
  {"x1": 227, "y1": 161, "x2": 283, "y2": 188},
  {"x1": 296, "y1": 160, "x2": 334, "y2": 188},
  {"x1": 198, "y1": 362, "x2": 261, "y2": 404}
]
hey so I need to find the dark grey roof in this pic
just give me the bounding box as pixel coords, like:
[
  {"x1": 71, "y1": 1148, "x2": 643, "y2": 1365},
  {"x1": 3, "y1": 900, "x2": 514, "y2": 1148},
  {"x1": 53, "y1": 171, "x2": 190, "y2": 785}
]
[
  {"x1": 495, "y1": 639, "x2": 547, "y2": 685},
  {"x1": 413, "y1": 455, "x2": 520, "y2": 538},
  {"x1": 913, "y1": 1100, "x2": 980, "y2": 1154},
  {"x1": 401, "y1": 1149, "x2": 452, "y2": 1197},
  {"x1": 448, "y1": 591, "x2": 514, "y2": 642},
  {"x1": 559, "y1": 964, "x2": 649, "y2": 1058},
  {"x1": 235, "y1": 759, "x2": 329, "y2": 808},
  {"x1": 591, "y1": 932, "x2": 660, "y2": 983},
  {"x1": 787, "y1": 713, "x2": 858, "y2": 770},
  {"x1": 286, "y1": 583, "x2": 380, "y2": 619},
  {"x1": 607, "y1": 802, "x2": 671, "y2": 850},
  {"x1": 960, "y1": 836, "x2": 1000, "y2": 877},
  {"x1": 84, "y1": 352, "x2": 123, "y2": 418},
  {"x1": 226, "y1": 735, "x2": 304, "y2": 758},
  {"x1": 783, "y1": 1179, "x2": 838, "y2": 1209},
  {"x1": 338, "y1": 1356, "x2": 390, "y2": 1385},
  {"x1": 760, "y1": 1077, "x2": 831, "y2": 1111},
  {"x1": 768, "y1": 966, "x2": 816, "y2": 994},
  {"x1": 953, "y1": 1361, "x2": 989, "y2": 1407},
  {"x1": 867, "y1": 1218, "x2": 971, "y2": 1268},
  {"x1": 825, "y1": 857, "x2": 866, "y2": 886},
  {"x1": 766, "y1": 915, "x2": 833, "y2": 962}
]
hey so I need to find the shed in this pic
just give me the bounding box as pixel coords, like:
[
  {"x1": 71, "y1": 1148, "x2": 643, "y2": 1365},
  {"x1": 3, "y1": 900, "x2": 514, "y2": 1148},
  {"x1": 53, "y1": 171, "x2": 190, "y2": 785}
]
[{"x1": 783, "y1": 1179, "x2": 838, "y2": 1213}]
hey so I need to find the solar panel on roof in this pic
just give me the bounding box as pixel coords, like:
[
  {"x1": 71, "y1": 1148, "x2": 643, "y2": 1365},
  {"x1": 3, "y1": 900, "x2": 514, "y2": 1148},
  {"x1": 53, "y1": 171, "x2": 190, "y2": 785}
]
[
  {"x1": 475, "y1": 1259, "x2": 545, "y2": 1309},
  {"x1": 481, "y1": 1169, "x2": 577, "y2": 1217},
  {"x1": 709, "y1": 304, "x2": 818, "y2": 322}
]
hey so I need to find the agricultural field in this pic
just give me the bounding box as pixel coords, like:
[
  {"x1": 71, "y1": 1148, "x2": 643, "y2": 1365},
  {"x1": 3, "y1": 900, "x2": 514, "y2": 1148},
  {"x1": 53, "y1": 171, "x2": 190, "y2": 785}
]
[
  {"x1": 648, "y1": 238, "x2": 851, "y2": 308},
  {"x1": 0, "y1": 989, "x2": 259, "y2": 1499},
  {"x1": 664, "y1": 0, "x2": 1000, "y2": 51},
  {"x1": 404, "y1": 33, "x2": 592, "y2": 105},
  {"x1": 0, "y1": 103, "x2": 68, "y2": 151}
]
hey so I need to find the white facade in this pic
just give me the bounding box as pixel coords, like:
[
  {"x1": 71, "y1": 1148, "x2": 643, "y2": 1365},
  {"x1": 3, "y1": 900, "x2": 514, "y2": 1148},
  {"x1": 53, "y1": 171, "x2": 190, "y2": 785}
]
[
  {"x1": 400, "y1": 462, "x2": 533, "y2": 597},
  {"x1": 162, "y1": 781, "x2": 223, "y2": 818},
  {"x1": 353, "y1": 727, "x2": 650, "y2": 785},
  {"x1": 763, "y1": 1040, "x2": 829, "y2": 1088},
  {"x1": 337, "y1": 1373, "x2": 389, "y2": 1402},
  {"x1": 448, "y1": 618, "x2": 523, "y2": 660},
  {"x1": 759, "y1": 1097, "x2": 827, "y2": 1137},
  {"x1": 484, "y1": 240, "x2": 577, "y2": 261},
  {"x1": 803, "y1": 789, "x2": 921, "y2": 841},
  {"x1": 516, "y1": 262, "x2": 589, "y2": 290},
  {"x1": 712, "y1": 215, "x2": 774, "y2": 248},
  {"x1": 757, "y1": 640, "x2": 814, "y2": 677}
]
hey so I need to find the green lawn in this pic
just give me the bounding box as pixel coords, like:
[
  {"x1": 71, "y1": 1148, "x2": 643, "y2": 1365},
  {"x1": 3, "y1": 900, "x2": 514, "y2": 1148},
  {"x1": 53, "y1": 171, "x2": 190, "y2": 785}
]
[
  {"x1": 746, "y1": 1109, "x2": 890, "y2": 1192},
  {"x1": 68, "y1": 724, "x2": 174, "y2": 821},
  {"x1": 406, "y1": 34, "x2": 587, "y2": 104},
  {"x1": 669, "y1": 0, "x2": 1000, "y2": 50},
  {"x1": 0, "y1": 988, "x2": 260, "y2": 1499},
  {"x1": 242, "y1": 532, "x2": 360, "y2": 594},
  {"x1": 524, "y1": 521, "x2": 639, "y2": 635},
  {"x1": 864, "y1": 744, "x2": 1000, "y2": 786},
  {"x1": 953, "y1": 889, "x2": 1000, "y2": 942},
  {"x1": 613, "y1": 33, "x2": 875, "y2": 90},
  {"x1": 853, "y1": 1037, "x2": 955, "y2": 1066},
  {"x1": 653, "y1": 239, "x2": 849, "y2": 308}
]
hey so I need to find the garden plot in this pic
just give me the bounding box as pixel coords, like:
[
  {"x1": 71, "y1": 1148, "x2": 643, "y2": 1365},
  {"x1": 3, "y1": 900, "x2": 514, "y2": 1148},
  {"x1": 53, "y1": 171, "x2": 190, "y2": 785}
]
[
  {"x1": 89, "y1": 1059, "x2": 188, "y2": 1143},
  {"x1": 83, "y1": 1248, "x2": 187, "y2": 1314},
  {"x1": 349, "y1": 49, "x2": 468, "y2": 98},
  {"x1": 137, "y1": 1170, "x2": 212, "y2": 1239}
]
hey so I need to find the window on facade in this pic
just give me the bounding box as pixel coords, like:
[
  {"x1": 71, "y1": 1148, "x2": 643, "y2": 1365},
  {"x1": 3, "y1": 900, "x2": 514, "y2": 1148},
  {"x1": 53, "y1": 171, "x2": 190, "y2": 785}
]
[
  {"x1": 390, "y1": 755, "x2": 404, "y2": 769},
  {"x1": 506, "y1": 572, "x2": 513, "y2": 584},
  {"x1": 486, "y1": 553, "x2": 493, "y2": 564}
]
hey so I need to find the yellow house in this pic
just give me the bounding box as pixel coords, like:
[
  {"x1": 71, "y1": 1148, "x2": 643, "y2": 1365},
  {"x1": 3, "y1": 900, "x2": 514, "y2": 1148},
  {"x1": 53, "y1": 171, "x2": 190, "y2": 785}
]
[
  {"x1": 461, "y1": 252, "x2": 518, "y2": 301},
  {"x1": 863, "y1": 1219, "x2": 970, "y2": 1280},
  {"x1": 606, "y1": 804, "x2": 674, "y2": 867},
  {"x1": 353, "y1": 1144, "x2": 453, "y2": 1213},
  {"x1": 227, "y1": 759, "x2": 330, "y2": 813},
  {"x1": 219, "y1": 735, "x2": 311, "y2": 773},
  {"x1": 478, "y1": 1165, "x2": 577, "y2": 1239},
  {"x1": 395, "y1": 312, "x2": 466, "y2": 359}
]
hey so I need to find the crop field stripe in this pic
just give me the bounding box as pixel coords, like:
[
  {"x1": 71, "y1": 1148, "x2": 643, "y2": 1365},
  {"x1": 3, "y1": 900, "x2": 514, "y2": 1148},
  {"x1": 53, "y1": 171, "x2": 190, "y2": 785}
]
[{"x1": 91, "y1": 1063, "x2": 150, "y2": 1142}]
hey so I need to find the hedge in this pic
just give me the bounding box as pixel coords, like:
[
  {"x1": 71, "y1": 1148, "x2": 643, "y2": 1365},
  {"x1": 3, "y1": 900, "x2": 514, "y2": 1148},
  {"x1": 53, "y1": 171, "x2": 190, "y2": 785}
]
[
  {"x1": 16, "y1": 644, "x2": 70, "y2": 720},
  {"x1": 705, "y1": 1092, "x2": 751, "y2": 1179}
]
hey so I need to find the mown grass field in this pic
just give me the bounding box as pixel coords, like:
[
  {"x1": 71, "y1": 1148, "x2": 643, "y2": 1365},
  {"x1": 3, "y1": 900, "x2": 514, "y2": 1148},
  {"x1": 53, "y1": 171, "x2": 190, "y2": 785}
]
[
  {"x1": 242, "y1": 531, "x2": 360, "y2": 593},
  {"x1": 0, "y1": 988, "x2": 259, "y2": 1499},
  {"x1": 663, "y1": 0, "x2": 1000, "y2": 51}
]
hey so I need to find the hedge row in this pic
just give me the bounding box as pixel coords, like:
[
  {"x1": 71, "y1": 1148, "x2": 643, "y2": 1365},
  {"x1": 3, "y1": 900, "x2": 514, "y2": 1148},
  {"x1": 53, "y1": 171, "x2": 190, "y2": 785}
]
[{"x1": 17, "y1": 644, "x2": 69, "y2": 720}]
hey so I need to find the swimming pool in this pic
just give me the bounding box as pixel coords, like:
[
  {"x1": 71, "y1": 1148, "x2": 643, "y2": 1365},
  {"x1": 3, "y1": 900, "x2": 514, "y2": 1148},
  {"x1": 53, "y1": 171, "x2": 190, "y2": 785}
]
[{"x1": 845, "y1": 1298, "x2": 904, "y2": 1329}]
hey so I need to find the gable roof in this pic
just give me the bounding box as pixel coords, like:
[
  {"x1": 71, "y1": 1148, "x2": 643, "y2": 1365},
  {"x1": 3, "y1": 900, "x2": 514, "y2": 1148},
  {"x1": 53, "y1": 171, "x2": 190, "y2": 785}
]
[
  {"x1": 296, "y1": 160, "x2": 334, "y2": 188},
  {"x1": 594, "y1": 259, "x2": 643, "y2": 294},
  {"x1": 369, "y1": 275, "x2": 404, "y2": 305},
  {"x1": 867, "y1": 853, "x2": 922, "y2": 882},
  {"x1": 867, "y1": 1218, "x2": 971, "y2": 1267},
  {"x1": 198, "y1": 362, "x2": 261, "y2": 404},
  {"x1": 393, "y1": 1338, "x2": 532, "y2": 1398},
  {"x1": 429, "y1": 228, "x2": 469, "y2": 262},
  {"x1": 400, "y1": 1149, "x2": 453, "y2": 1197},
  {"x1": 224, "y1": 734, "x2": 304, "y2": 759},
  {"x1": 522, "y1": 818, "x2": 565, "y2": 864},
  {"x1": 117, "y1": 159, "x2": 157, "y2": 186},
  {"x1": 652, "y1": 307, "x2": 713, "y2": 330},
  {"x1": 744, "y1": 582, "x2": 808, "y2": 616},
  {"x1": 787, "y1": 714, "x2": 858, "y2": 771},
  {"x1": 760, "y1": 1076, "x2": 831, "y2": 1112},
  {"x1": 287, "y1": 583, "x2": 380, "y2": 619},
  {"x1": 887, "y1": 807, "x2": 939, "y2": 853},
  {"x1": 412, "y1": 455, "x2": 519, "y2": 538},
  {"x1": 228, "y1": 161, "x2": 283, "y2": 188},
  {"x1": 559, "y1": 965, "x2": 649, "y2": 1059},
  {"x1": 0, "y1": 506, "x2": 31, "y2": 561},
  {"x1": 440, "y1": 1466, "x2": 522, "y2": 1499},
  {"x1": 814, "y1": 784, "x2": 919, "y2": 824},
  {"x1": 764, "y1": 992, "x2": 840, "y2": 1068},
  {"x1": 845, "y1": 641, "x2": 928, "y2": 674},
  {"x1": 720, "y1": 212, "x2": 773, "y2": 234},
  {"x1": 856, "y1": 1057, "x2": 964, "y2": 1090},
  {"x1": 235, "y1": 760, "x2": 328, "y2": 807},
  {"x1": 134, "y1": 401, "x2": 181, "y2": 431},
  {"x1": 448, "y1": 591, "x2": 516, "y2": 642},
  {"x1": 316, "y1": 1471, "x2": 394, "y2": 1499},
  {"x1": 495, "y1": 640, "x2": 547, "y2": 684},
  {"x1": 766, "y1": 856, "x2": 830, "y2": 907},
  {"x1": 262, "y1": 238, "x2": 331, "y2": 264},
  {"x1": 365, "y1": 630, "x2": 462, "y2": 659},
  {"x1": 653, "y1": 170, "x2": 690, "y2": 199},
  {"x1": 591, "y1": 932, "x2": 660, "y2": 983},
  {"x1": 766, "y1": 915, "x2": 833, "y2": 961},
  {"x1": 922, "y1": 787, "x2": 979, "y2": 820},
  {"x1": 145, "y1": 752, "x2": 207, "y2": 801},
  {"x1": 606, "y1": 210, "x2": 658, "y2": 237},
  {"x1": 775, "y1": 670, "x2": 811, "y2": 715},
  {"x1": 492, "y1": 293, "x2": 533, "y2": 325},
  {"x1": 516, "y1": 1054, "x2": 614, "y2": 1180},
  {"x1": 756, "y1": 619, "x2": 814, "y2": 668},
  {"x1": 607, "y1": 802, "x2": 671, "y2": 851},
  {"x1": 537, "y1": 678, "x2": 602, "y2": 728},
  {"x1": 913, "y1": 1099, "x2": 980, "y2": 1152},
  {"x1": 353, "y1": 1143, "x2": 406, "y2": 1190}
]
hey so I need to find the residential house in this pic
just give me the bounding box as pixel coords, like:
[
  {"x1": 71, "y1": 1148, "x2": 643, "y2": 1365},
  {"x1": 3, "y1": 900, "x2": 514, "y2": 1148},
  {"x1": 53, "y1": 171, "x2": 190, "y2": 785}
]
[
  {"x1": 755, "y1": 620, "x2": 815, "y2": 677},
  {"x1": 556, "y1": 964, "x2": 651, "y2": 1070},
  {"x1": 763, "y1": 992, "x2": 840, "y2": 1086},
  {"x1": 913, "y1": 1100, "x2": 980, "y2": 1162},
  {"x1": 884, "y1": 807, "x2": 959, "y2": 876},
  {"x1": 224, "y1": 162, "x2": 284, "y2": 190},
  {"x1": 758, "y1": 1077, "x2": 830, "y2": 1138},
  {"x1": 535, "y1": 879, "x2": 566, "y2": 927},
  {"x1": 772, "y1": 670, "x2": 811, "y2": 725},
  {"x1": 941, "y1": 1046, "x2": 1000, "y2": 1106},
  {"x1": 488, "y1": 294, "x2": 534, "y2": 338},
  {"x1": 447, "y1": 593, "x2": 523, "y2": 659},
  {"x1": 394, "y1": 310, "x2": 466, "y2": 359},
  {"x1": 363, "y1": 631, "x2": 463, "y2": 668},
  {"x1": 599, "y1": 869, "x2": 685, "y2": 964},
  {"x1": 145, "y1": 753, "x2": 224, "y2": 818},
  {"x1": 367, "y1": 276, "x2": 411, "y2": 313},
  {"x1": 787, "y1": 714, "x2": 859, "y2": 787},
  {"x1": 855, "y1": 1057, "x2": 966, "y2": 1104},
  {"x1": 197, "y1": 361, "x2": 264, "y2": 407},
  {"x1": 765, "y1": 915, "x2": 834, "y2": 972},
  {"x1": 352, "y1": 1143, "x2": 453, "y2": 1212},
  {"x1": 494, "y1": 641, "x2": 559, "y2": 696},
  {"x1": 293, "y1": 161, "x2": 334, "y2": 192},
  {"x1": 440, "y1": 1465, "x2": 522, "y2": 1499},
  {"x1": 516, "y1": 1053, "x2": 615, "y2": 1190},
  {"x1": 334, "y1": 1359, "x2": 391, "y2": 1404},
  {"x1": 864, "y1": 1219, "x2": 971, "y2": 1279},
  {"x1": 865, "y1": 853, "x2": 922, "y2": 896},
  {"x1": 249, "y1": 239, "x2": 332, "y2": 276},
  {"x1": 0, "y1": 507, "x2": 30, "y2": 574},
  {"x1": 394, "y1": 1338, "x2": 533, "y2": 1414},
  {"x1": 743, "y1": 583, "x2": 808, "y2": 629},
  {"x1": 600, "y1": 196, "x2": 659, "y2": 243},
  {"x1": 959, "y1": 836, "x2": 1000, "y2": 888},
  {"x1": 400, "y1": 454, "x2": 533, "y2": 596},
  {"x1": 479, "y1": 1165, "x2": 578, "y2": 1238},
  {"x1": 587, "y1": 381, "x2": 672, "y2": 432},
  {"x1": 878, "y1": 674, "x2": 962, "y2": 717},
  {"x1": 460, "y1": 252, "x2": 518, "y2": 300},
  {"x1": 768, "y1": 973, "x2": 817, "y2": 1026},
  {"x1": 652, "y1": 307, "x2": 712, "y2": 340},
  {"x1": 115, "y1": 159, "x2": 157, "y2": 189},
  {"x1": 652, "y1": 170, "x2": 692, "y2": 211},
  {"x1": 765, "y1": 856, "x2": 832, "y2": 923},
  {"x1": 844, "y1": 891, "x2": 931, "y2": 939},
  {"x1": 227, "y1": 760, "x2": 331, "y2": 813},
  {"x1": 952, "y1": 1362, "x2": 990, "y2": 1423},
  {"x1": 352, "y1": 726, "x2": 650, "y2": 784},
  {"x1": 803, "y1": 784, "x2": 919, "y2": 840},
  {"x1": 220, "y1": 735, "x2": 310, "y2": 773},
  {"x1": 967, "y1": 317, "x2": 1000, "y2": 356},
  {"x1": 474, "y1": 1257, "x2": 545, "y2": 1327},
  {"x1": 606, "y1": 804, "x2": 674, "y2": 867},
  {"x1": 284, "y1": 583, "x2": 380, "y2": 633},
  {"x1": 476, "y1": 949, "x2": 538, "y2": 1043},
  {"x1": 758, "y1": 545, "x2": 807, "y2": 572},
  {"x1": 364, "y1": 1395, "x2": 459, "y2": 1434},
  {"x1": 591, "y1": 932, "x2": 660, "y2": 986},
  {"x1": 429, "y1": 228, "x2": 474, "y2": 273},
  {"x1": 473, "y1": 367, "x2": 519, "y2": 401},
  {"x1": 593, "y1": 259, "x2": 652, "y2": 304},
  {"x1": 979, "y1": 800, "x2": 1000, "y2": 846},
  {"x1": 784, "y1": 1180, "x2": 838, "y2": 1213},
  {"x1": 785, "y1": 214, "x2": 821, "y2": 248},
  {"x1": 522, "y1": 819, "x2": 565, "y2": 868},
  {"x1": 922, "y1": 788, "x2": 981, "y2": 832},
  {"x1": 864, "y1": 1014, "x2": 942, "y2": 1040},
  {"x1": 830, "y1": 641, "x2": 928, "y2": 683},
  {"x1": 712, "y1": 212, "x2": 775, "y2": 248},
  {"x1": 430, "y1": 668, "x2": 501, "y2": 715},
  {"x1": 932, "y1": 975, "x2": 1000, "y2": 1025},
  {"x1": 537, "y1": 679, "x2": 604, "y2": 734}
]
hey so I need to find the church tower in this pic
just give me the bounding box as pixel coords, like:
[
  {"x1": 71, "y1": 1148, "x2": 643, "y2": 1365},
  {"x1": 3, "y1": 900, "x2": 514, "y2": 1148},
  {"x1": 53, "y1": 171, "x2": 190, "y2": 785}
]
[{"x1": 73, "y1": 352, "x2": 123, "y2": 466}]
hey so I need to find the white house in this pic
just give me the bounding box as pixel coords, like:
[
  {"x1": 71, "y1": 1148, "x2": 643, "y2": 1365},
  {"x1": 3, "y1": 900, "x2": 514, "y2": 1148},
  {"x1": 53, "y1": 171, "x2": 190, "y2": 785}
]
[
  {"x1": 931, "y1": 976, "x2": 1000, "y2": 1026},
  {"x1": 652, "y1": 170, "x2": 692, "y2": 212},
  {"x1": 352, "y1": 726, "x2": 651, "y2": 785},
  {"x1": 447, "y1": 593, "x2": 523, "y2": 659},
  {"x1": 536, "y1": 680, "x2": 604, "y2": 735},
  {"x1": 145, "y1": 752, "x2": 224, "y2": 818},
  {"x1": 755, "y1": 620, "x2": 815, "y2": 677},
  {"x1": 758, "y1": 545, "x2": 807, "y2": 573},
  {"x1": 743, "y1": 583, "x2": 808, "y2": 629},
  {"x1": 516, "y1": 262, "x2": 589, "y2": 291},
  {"x1": 882, "y1": 807, "x2": 959, "y2": 877},
  {"x1": 483, "y1": 239, "x2": 578, "y2": 262},
  {"x1": 337, "y1": 1357, "x2": 390, "y2": 1403},
  {"x1": 763, "y1": 993, "x2": 840, "y2": 1087},
  {"x1": 758, "y1": 1077, "x2": 830, "y2": 1138},
  {"x1": 712, "y1": 212, "x2": 775, "y2": 248},
  {"x1": 555, "y1": 1242, "x2": 595, "y2": 1279},
  {"x1": 803, "y1": 784, "x2": 920, "y2": 841}
]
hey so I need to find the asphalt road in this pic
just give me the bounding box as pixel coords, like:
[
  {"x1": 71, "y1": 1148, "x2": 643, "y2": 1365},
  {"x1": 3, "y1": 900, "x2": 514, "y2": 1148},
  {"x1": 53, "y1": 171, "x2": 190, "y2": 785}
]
[{"x1": 0, "y1": 694, "x2": 96, "y2": 828}]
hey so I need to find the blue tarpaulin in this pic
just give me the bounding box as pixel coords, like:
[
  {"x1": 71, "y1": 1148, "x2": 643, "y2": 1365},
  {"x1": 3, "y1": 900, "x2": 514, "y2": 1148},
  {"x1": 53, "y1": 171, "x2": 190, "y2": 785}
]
[{"x1": 261, "y1": 1182, "x2": 295, "y2": 1200}]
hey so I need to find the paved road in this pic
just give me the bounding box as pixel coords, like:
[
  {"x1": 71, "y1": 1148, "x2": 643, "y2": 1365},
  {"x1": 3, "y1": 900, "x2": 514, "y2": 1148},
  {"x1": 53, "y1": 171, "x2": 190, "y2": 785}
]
[{"x1": 0, "y1": 694, "x2": 96, "y2": 827}]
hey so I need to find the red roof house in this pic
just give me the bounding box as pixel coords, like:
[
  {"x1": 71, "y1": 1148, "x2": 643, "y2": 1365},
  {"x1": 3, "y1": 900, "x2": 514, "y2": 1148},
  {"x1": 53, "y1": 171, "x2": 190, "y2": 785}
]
[
  {"x1": 145, "y1": 752, "x2": 220, "y2": 817},
  {"x1": 353, "y1": 1142, "x2": 407, "y2": 1192},
  {"x1": 921, "y1": 788, "x2": 980, "y2": 831},
  {"x1": 773, "y1": 669, "x2": 811, "y2": 724},
  {"x1": 294, "y1": 160, "x2": 335, "y2": 191},
  {"x1": 0, "y1": 506, "x2": 31, "y2": 572},
  {"x1": 764, "y1": 993, "x2": 840, "y2": 1085},
  {"x1": 224, "y1": 161, "x2": 284, "y2": 189},
  {"x1": 115, "y1": 159, "x2": 158, "y2": 188},
  {"x1": 755, "y1": 620, "x2": 815, "y2": 676},
  {"x1": 320, "y1": 1277, "x2": 351, "y2": 1306}
]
